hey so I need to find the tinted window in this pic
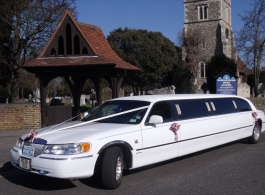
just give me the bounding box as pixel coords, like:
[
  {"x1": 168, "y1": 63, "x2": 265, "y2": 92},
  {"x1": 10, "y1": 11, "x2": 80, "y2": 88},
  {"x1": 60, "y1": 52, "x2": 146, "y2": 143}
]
[
  {"x1": 148, "y1": 101, "x2": 173, "y2": 123},
  {"x1": 210, "y1": 98, "x2": 237, "y2": 115},
  {"x1": 234, "y1": 98, "x2": 252, "y2": 112},
  {"x1": 173, "y1": 99, "x2": 211, "y2": 120}
]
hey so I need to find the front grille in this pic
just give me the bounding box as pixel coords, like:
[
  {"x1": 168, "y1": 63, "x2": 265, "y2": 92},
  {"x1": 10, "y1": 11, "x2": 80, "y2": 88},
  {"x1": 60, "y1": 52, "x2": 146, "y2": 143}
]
[{"x1": 23, "y1": 142, "x2": 45, "y2": 157}]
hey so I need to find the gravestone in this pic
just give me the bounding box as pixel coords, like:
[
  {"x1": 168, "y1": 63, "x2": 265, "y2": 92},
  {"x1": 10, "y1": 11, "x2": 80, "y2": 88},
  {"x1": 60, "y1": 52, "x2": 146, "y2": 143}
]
[
  {"x1": 258, "y1": 83, "x2": 265, "y2": 96},
  {"x1": 146, "y1": 85, "x2": 176, "y2": 95},
  {"x1": 80, "y1": 94, "x2": 86, "y2": 105},
  {"x1": 62, "y1": 97, "x2": 72, "y2": 104},
  {"x1": 196, "y1": 89, "x2": 204, "y2": 94},
  {"x1": 119, "y1": 88, "x2": 124, "y2": 97},
  {"x1": 102, "y1": 87, "x2": 112, "y2": 103},
  {"x1": 237, "y1": 83, "x2": 250, "y2": 98},
  {"x1": 33, "y1": 88, "x2": 40, "y2": 99}
]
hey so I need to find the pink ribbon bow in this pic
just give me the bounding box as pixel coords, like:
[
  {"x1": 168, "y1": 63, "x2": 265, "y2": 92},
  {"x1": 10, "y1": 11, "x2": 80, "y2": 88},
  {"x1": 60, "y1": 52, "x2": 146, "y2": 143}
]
[
  {"x1": 252, "y1": 112, "x2": 258, "y2": 124},
  {"x1": 170, "y1": 123, "x2": 181, "y2": 141},
  {"x1": 28, "y1": 130, "x2": 38, "y2": 142}
]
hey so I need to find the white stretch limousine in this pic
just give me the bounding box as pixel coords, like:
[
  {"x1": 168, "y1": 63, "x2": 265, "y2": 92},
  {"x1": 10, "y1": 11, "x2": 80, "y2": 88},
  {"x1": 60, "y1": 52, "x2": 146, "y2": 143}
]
[{"x1": 10, "y1": 94, "x2": 265, "y2": 189}]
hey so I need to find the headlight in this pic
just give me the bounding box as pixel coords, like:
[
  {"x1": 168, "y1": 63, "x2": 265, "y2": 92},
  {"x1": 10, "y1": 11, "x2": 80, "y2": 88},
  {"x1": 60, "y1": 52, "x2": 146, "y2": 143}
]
[
  {"x1": 43, "y1": 143, "x2": 91, "y2": 155},
  {"x1": 15, "y1": 138, "x2": 24, "y2": 148}
]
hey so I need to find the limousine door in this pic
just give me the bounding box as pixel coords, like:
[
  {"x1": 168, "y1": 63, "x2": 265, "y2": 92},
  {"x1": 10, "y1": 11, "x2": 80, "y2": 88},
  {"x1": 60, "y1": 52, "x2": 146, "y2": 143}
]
[{"x1": 140, "y1": 101, "x2": 179, "y2": 166}]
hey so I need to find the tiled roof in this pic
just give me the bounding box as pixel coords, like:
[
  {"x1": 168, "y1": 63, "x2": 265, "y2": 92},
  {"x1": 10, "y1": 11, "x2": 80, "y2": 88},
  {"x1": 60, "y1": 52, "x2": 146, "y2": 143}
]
[
  {"x1": 237, "y1": 56, "x2": 251, "y2": 75},
  {"x1": 24, "y1": 11, "x2": 139, "y2": 71}
]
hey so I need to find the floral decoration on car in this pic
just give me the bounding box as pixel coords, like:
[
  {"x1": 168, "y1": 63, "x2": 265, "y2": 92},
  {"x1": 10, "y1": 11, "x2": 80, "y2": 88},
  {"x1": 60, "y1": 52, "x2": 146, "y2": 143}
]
[
  {"x1": 28, "y1": 130, "x2": 38, "y2": 142},
  {"x1": 252, "y1": 112, "x2": 258, "y2": 124},
  {"x1": 170, "y1": 123, "x2": 180, "y2": 141}
]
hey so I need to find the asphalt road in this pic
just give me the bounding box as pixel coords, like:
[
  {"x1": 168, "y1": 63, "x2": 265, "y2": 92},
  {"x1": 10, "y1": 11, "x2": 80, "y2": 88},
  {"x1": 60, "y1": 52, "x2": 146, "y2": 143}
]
[{"x1": 1, "y1": 130, "x2": 265, "y2": 195}]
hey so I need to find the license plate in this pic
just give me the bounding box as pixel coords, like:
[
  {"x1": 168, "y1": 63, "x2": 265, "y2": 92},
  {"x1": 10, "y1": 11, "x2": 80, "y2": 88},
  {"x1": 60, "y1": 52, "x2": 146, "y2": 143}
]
[
  {"x1": 22, "y1": 145, "x2": 35, "y2": 158},
  {"x1": 19, "y1": 157, "x2": 31, "y2": 170}
]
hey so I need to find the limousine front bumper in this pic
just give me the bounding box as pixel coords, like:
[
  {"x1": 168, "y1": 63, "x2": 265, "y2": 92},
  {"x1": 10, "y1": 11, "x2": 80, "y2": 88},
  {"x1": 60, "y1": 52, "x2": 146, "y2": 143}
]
[{"x1": 10, "y1": 146, "x2": 98, "y2": 179}]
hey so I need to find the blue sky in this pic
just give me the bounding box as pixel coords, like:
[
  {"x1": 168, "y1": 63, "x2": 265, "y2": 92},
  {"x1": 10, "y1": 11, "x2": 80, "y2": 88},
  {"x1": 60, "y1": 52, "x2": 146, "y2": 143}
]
[{"x1": 76, "y1": 0, "x2": 253, "y2": 46}]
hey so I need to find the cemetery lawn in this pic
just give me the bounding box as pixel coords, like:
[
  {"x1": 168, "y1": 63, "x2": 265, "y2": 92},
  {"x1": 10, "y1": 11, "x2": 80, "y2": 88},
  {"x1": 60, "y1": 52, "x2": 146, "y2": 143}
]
[{"x1": 80, "y1": 104, "x2": 93, "y2": 113}]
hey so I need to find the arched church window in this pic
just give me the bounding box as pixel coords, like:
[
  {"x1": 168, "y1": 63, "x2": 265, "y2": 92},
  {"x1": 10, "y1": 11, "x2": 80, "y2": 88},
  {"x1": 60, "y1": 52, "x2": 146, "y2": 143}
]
[
  {"x1": 74, "y1": 35, "x2": 80, "y2": 55},
  {"x1": 66, "y1": 23, "x2": 72, "y2": 55},
  {"x1": 225, "y1": 28, "x2": 229, "y2": 39},
  {"x1": 82, "y1": 47, "x2": 88, "y2": 54},
  {"x1": 50, "y1": 48, "x2": 56, "y2": 55},
  {"x1": 58, "y1": 36, "x2": 64, "y2": 55},
  {"x1": 200, "y1": 62, "x2": 206, "y2": 78}
]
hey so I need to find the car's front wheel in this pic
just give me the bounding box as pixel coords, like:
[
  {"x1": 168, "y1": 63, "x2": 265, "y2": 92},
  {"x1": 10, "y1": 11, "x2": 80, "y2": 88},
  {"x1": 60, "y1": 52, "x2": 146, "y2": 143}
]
[
  {"x1": 101, "y1": 146, "x2": 123, "y2": 189},
  {"x1": 248, "y1": 123, "x2": 261, "y2": 144}
]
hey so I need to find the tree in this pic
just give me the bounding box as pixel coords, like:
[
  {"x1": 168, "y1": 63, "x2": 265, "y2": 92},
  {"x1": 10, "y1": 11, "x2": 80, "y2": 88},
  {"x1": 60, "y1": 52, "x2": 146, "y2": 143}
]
[
  {"x1": 206, "y1": 54, "x2": 237, "y2": 94},
  {"x1": 107, "y1": 28, "x2": 178, "y2": 95},
  {"x1": 236, "y1": 0, "x2": 265, "y2": 97},
  {"x1": 0, "y1": 0, "x2": 77, "y2": 102},
  {"x1": 18, "y1": 69, "x2": 38, "y2": 99},
  {"x1": 179, "y1": 28, "x2": 203, "y2": 92},
  {"x1": 0, "y1": 10, "x2": 12, "y2": 90}
]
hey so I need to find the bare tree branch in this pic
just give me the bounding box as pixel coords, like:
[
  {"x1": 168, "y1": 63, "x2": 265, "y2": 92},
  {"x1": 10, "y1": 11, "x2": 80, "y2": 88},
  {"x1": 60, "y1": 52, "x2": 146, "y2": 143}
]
[{"x1": 236, "y1": 0, "x2": 265, "y2": 96}]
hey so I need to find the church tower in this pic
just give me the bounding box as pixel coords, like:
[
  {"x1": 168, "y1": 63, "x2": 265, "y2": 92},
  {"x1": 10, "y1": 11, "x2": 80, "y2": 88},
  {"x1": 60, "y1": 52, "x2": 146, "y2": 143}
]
[{"x1": 183, "y1": 0, "x2": 236, "y2": 91}]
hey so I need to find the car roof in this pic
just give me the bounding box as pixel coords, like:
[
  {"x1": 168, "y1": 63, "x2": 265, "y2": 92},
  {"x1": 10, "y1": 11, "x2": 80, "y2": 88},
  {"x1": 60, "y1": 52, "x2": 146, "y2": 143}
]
[{"x1": 110, "y1": 94, "x2": 242, "y2": 103}]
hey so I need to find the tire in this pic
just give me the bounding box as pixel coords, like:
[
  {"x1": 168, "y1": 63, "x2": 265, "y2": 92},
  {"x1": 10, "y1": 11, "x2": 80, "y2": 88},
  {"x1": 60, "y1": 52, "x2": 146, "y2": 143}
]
[
  {"x1": 101, "y1": 147, "x2": 123, "y2": 189},
  {"x1": 248, "y1": 123, "x2": 261, "y2": 144}
]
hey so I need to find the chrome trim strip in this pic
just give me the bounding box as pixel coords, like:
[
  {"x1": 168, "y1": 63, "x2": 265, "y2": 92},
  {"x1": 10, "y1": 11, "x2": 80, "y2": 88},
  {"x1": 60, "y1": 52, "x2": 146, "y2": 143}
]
[
  {"x1": 39, "y1": 155, "x2": 93, "y2": 160},
  {"x1": 39, "y1": 157, "x2": 68, "y2": 160},
  {"x1": 71, "y1": 155, "x2": 93, "y2": 160},
  {"x1": 136, "y1": 124, "x2": 253, "y2": 151}
]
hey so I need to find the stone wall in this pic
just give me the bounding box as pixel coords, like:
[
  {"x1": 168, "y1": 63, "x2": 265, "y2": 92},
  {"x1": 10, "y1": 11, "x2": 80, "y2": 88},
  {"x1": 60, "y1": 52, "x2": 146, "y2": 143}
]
[
  {"x1": 184, "y1": 0, "x2": 233, "y2": 62},
  {"x1": 0, "y1": 103, "x2": 41, "y2": 130}
]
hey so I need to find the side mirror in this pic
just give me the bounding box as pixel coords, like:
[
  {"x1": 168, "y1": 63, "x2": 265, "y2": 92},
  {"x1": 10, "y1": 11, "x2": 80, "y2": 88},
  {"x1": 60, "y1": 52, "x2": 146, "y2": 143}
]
[{"x1": 148, "y1": 115, "x2": 163, "y2": 125}]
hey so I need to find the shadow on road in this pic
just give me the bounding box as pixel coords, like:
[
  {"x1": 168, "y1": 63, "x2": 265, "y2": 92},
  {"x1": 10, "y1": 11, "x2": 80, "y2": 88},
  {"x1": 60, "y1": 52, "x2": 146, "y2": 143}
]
[
  {"x1": 80, "y1": 139, "x2": 251, "y2": 189},
  {"x1": 0, "y1": 162, "x2": 76, "y2": 191}
]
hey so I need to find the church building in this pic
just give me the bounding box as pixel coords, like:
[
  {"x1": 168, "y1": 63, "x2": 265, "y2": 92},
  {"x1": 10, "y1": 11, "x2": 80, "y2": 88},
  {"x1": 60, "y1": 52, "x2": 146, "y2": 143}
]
[{"x1": 183, "y1": 0, "x2": 240, "y2": 92}]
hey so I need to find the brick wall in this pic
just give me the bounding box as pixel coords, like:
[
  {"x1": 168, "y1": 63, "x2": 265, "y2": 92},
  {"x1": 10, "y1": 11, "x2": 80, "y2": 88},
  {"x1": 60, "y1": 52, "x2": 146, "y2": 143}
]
[{"x1": 0, "y1": 103, "x2": 41, "y2": 130}]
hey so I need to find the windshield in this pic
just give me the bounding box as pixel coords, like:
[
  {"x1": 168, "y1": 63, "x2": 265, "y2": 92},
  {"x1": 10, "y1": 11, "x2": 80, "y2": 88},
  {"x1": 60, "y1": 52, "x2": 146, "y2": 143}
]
[{"x1": 81, "y1": 100, "x2": 150, "y2": 124}]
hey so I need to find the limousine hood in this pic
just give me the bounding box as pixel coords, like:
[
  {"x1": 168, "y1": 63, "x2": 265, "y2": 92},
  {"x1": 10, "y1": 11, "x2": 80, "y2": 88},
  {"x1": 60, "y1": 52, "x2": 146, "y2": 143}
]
[{"x1": 21, "y1": 121, "x2": 140, "y2": 144}]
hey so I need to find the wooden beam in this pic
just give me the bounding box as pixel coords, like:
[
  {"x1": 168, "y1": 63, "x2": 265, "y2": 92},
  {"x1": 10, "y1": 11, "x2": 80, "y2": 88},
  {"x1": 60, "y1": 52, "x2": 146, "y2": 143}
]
[{"x1": 39, "y1": 76, "x2": 53, "y2": 127}]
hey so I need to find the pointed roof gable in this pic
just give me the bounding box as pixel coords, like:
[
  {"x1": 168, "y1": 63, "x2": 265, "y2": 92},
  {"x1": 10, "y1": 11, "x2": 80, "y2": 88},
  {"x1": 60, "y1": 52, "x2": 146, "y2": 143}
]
[{"x1": 24, "y1": 11, "x2": 139, "y2": 71}]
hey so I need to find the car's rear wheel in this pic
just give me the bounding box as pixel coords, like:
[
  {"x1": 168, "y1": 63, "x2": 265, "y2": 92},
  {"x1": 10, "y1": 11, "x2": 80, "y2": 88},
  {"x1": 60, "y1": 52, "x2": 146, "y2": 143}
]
[
  {"x1": 248, "y1": 123, "x2": 261, "y2": 144},
  {"x1": 101, "y1": 147, "x2": 123, "y2": 189}
]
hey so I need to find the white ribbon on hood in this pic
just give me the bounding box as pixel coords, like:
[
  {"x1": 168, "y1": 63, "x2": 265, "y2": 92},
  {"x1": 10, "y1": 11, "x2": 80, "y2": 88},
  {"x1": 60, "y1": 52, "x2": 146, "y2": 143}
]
[{"x1": 35, "y1": 105, "x2": 149, "y2": 137}]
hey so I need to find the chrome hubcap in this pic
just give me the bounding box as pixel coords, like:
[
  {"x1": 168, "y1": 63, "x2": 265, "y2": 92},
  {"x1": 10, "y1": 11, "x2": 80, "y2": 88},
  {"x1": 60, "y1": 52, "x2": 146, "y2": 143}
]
[
  {"x1": 116, "y1": 155, "x2": 122, "y2": 181},
  {"x1": 254, "y1": 125, "x2": 260, "y2": 141}
]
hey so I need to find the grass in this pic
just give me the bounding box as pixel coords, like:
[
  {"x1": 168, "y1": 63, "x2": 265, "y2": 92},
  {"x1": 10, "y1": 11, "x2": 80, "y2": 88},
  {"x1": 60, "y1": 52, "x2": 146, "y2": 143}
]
[{"x1": 80, "y1": 104, "x2": 93, "y2": 113}]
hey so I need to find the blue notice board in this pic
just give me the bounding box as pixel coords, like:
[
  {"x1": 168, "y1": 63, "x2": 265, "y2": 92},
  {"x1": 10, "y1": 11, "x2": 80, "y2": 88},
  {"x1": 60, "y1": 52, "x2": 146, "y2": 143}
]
[{"x1": 216, "y1": 74, "x2": 237, "y2": 95}]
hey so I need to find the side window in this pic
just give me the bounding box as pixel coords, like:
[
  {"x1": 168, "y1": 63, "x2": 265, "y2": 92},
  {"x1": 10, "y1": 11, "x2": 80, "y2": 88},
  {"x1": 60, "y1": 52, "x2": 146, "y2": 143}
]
[
  {"x1": 234, "y1": 98, "x2": 252, "y2": 112},
  {"x1": 148, "y1": 101, "x2": 173, "y2": 123},
  {"x1": 173, "y1": 99, "x2": 211, "y2": 120},
  {"x1": 210, "y1": 98, "x2": 237, "y2": 115}
]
